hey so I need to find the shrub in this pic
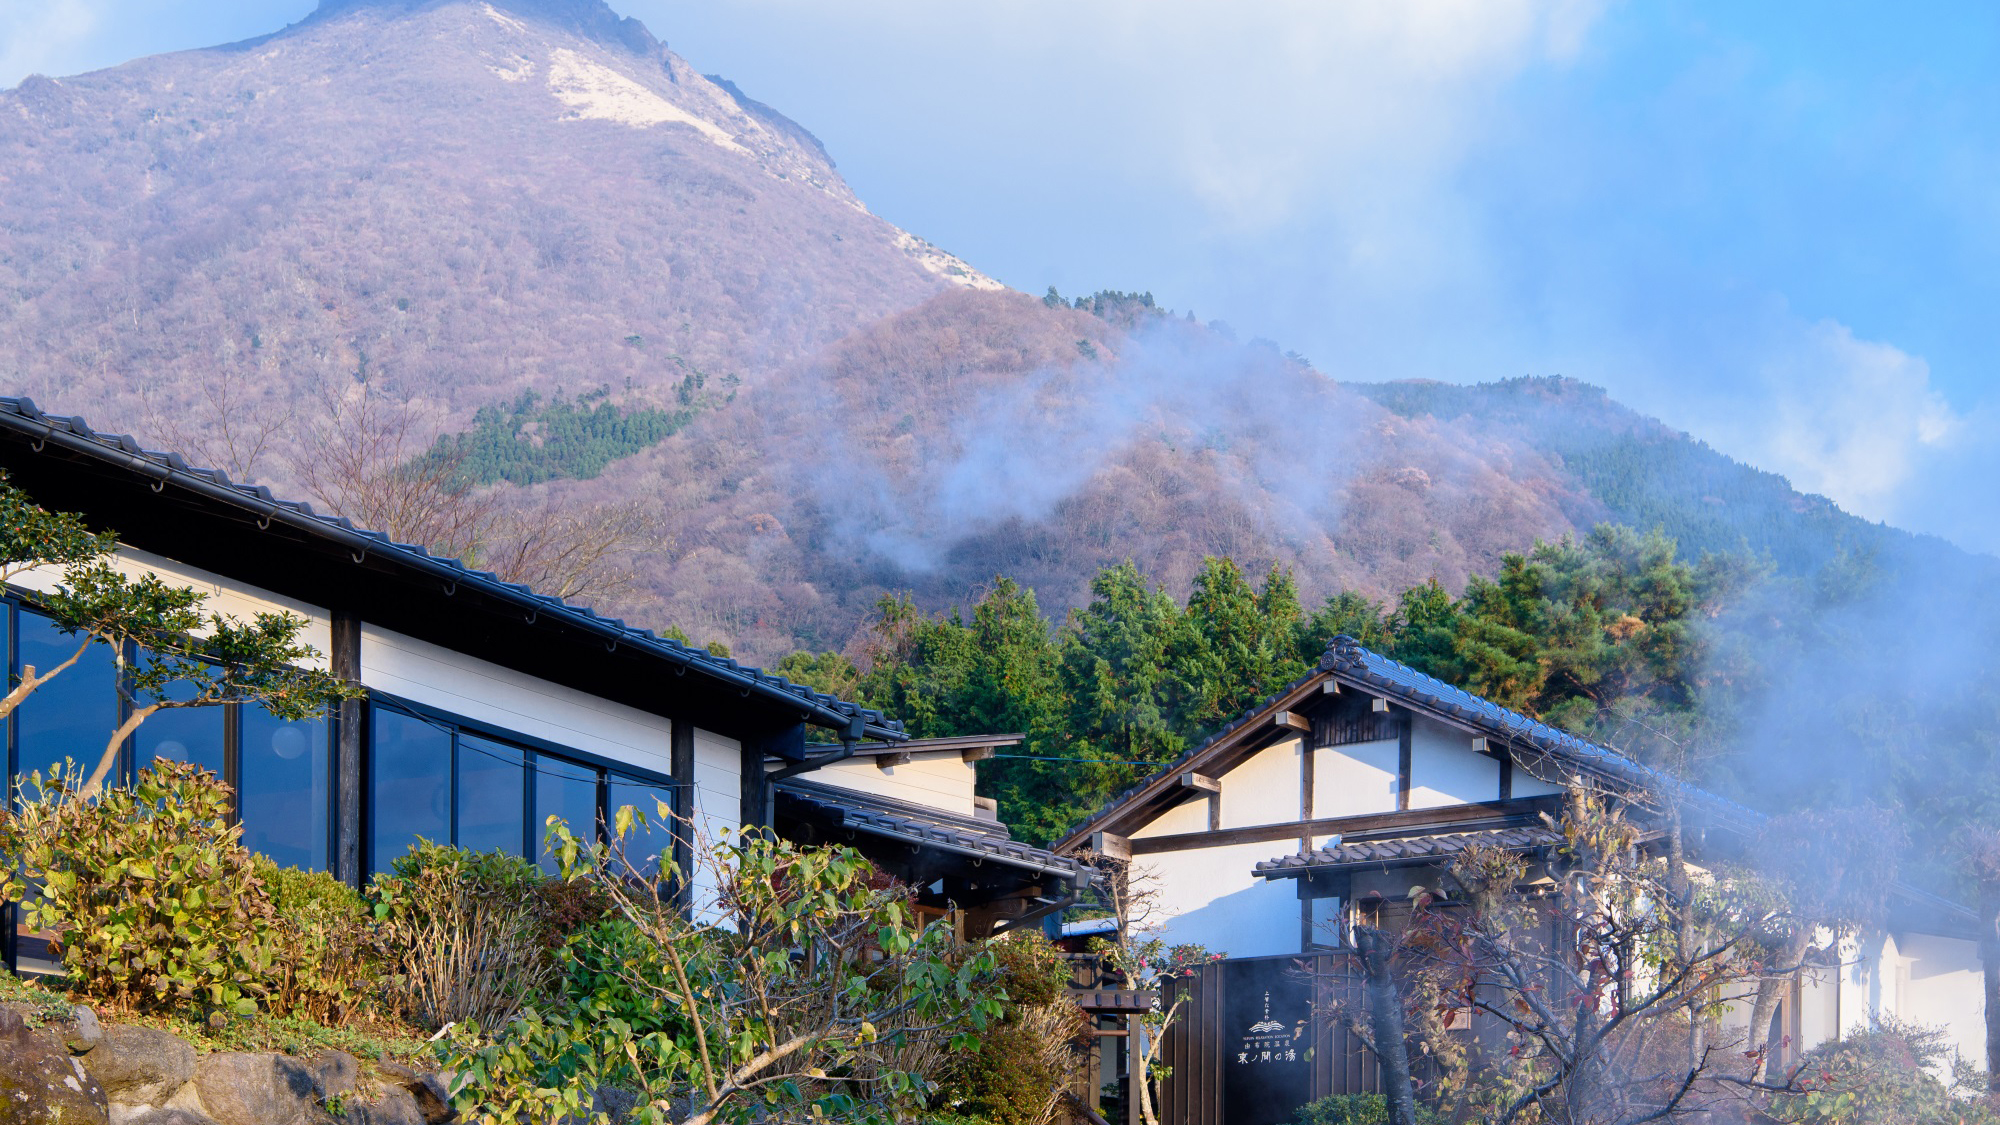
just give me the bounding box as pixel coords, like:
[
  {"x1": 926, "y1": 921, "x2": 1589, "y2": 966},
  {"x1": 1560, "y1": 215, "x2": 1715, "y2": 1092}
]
[
  {"x1": 0, "y1": 759, "x2": 276, "y2": 1015},
  {"x1": 372, "y1": 842, "x2": 561, "y2": 1030},
  {"x1": 1293, "y1": 1095, "x2": 1448, "y2": 1125},
  {"x1": 256, "y1": 857, "x2": 388, "y2": 1026},
  {"x1": 936, "y1": 932, "x2": 1086, "y2": 1125},
  {"x1": 1763, "y1": 1017, "x2": 2000, "y2": 1125}
]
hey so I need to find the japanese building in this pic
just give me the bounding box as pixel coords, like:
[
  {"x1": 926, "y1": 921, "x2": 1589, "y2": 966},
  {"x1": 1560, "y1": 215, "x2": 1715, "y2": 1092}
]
[
  {"x1": 0, "y1": 397, "x2": 1086, "y2": 969},
  {"x1": 1055, "y1": 635, "x2": 1984, "y2": 1125}
]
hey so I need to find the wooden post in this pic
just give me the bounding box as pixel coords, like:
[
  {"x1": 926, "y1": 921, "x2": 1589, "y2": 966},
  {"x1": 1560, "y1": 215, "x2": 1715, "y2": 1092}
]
[
  {"x1": 330, "y1": 610, "x2": 363, "y2": 887},
  {"x1": 1396, "y1": 714, "x2": 1412, "y2": 812},
  {"x1": 671, "y1": 720, "x2": 695, "y2": 911}
]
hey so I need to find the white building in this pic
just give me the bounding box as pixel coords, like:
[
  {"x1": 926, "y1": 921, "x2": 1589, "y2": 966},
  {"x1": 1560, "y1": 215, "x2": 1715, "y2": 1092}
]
[
  {"x1": 1055, "y1": 634, "x2": 1983, "y2": 1119},
  {"x1": 0, "y1": 396, "x2": 1085, "y2": 970}
]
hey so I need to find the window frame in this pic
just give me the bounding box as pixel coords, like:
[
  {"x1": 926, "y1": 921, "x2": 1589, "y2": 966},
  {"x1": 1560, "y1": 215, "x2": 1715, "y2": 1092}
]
[{"x1": 362, "y1": 692, "x2": 678, "y2": 875}]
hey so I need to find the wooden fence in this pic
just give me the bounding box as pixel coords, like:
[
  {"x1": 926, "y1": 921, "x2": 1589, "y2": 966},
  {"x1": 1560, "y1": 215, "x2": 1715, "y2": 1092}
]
[{"x1": 1156, "y1": 953, "x2": 1383, "y2": 1125}]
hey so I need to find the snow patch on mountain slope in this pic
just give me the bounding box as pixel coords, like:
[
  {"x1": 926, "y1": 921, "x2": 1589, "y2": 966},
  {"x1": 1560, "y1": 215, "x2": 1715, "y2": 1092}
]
[
  {"x1": 545, "y1": 48, "x2": 746, "y2": 153},
  {"x1": 894, "y1": 232, "x2": 1004, "y2": 291}
]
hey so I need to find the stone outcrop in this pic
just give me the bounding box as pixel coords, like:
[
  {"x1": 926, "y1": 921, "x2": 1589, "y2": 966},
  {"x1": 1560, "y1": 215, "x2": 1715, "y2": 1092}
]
[
  {"x1": 0, "y1": 1007, "x2": 453, "y2": 1125},
  {"x1": 0, "y1": 1005, "x2": 109, "y2": 1125}
]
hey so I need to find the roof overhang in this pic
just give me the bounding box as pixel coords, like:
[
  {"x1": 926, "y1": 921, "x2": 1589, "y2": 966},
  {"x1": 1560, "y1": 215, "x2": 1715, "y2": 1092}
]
[{"x1": 0, "y1": 398, "x2": 902, "y2": 743}]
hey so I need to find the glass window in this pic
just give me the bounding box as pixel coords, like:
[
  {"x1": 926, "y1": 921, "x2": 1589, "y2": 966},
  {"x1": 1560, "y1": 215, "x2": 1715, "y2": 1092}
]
[
  {"x1": 606, "y1": 775, "x2": 677, "y2": 877},
  {"x1": 240, "y1": 705, "x2": 330, "y2": 871},
  {"x1": 15, "y1": 609, "x2": 117, "y2": 786},
  {"x1": 369, "y1": 709, "x2": 451, "y2": 875},
  {"x1": 456, "y1": 733, "x2": 526, "y2": 857},
  {"x1": 534, "y1": 755, "x2": 600, "y2": 874},
  {"x1": 136, "y1": 706, "x2": 227, "y2": 783}
]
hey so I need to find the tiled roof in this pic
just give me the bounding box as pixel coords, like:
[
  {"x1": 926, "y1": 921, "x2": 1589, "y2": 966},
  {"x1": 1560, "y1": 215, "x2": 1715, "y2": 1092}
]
[
  {"x1": 1058, "y1": 635, "x2": 1757, "y2": 850},
  {"x1": 1255, "y1": 826, "x2": 1564, "y2": 877},
  {"x1": 775, "y1": 778, "x2": 1092, "y2": 886},
  {"x1": 0, "y1": 396, "x2": 902, "y2": 741},
  {"x1": 1318, "y1": 636, "x2": 1756, "y2": 823}
]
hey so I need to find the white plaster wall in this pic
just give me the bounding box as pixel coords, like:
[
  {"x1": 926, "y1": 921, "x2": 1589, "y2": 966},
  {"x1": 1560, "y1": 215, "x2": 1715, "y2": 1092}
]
[
  {"x1": 814, "y1": 753, "x2": 975, "y2": 816},
  {"x1": 360, "y1": 624, "x2": 674, "y2": 777},
  {"x1": 1141, "y1": 840, "x2": 1303, "y2": 957},
  {"x1": 1220, "y1": 738, "x2": 1302, "y2": 829},
  {"x1": 1312, "y1": 739, "x2": 1399, "y2": 818},
  {"x1": 690, "y1": 727, "x2": 743, "y2": 848},
  {"x1": 1132, "y1": 794, "x2": 1210, "y2": 840},
  {"x1": 11, "y1": 548, "x2": 334, "y2": 664},
  {"x1": 1896, "y1": 932, "x2": 1985, "y2": 1065},
  {"x1": 1408, "y1": 718, "x2": 1499, "y2": 809},
  {"x1": 1511, "y1": 769, "x2": 1566, "y2": 798}
]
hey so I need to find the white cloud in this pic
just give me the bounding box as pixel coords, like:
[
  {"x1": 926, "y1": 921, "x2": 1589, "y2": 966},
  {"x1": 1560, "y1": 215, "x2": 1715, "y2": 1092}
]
[
  {"x1": 1717, "y1": 319, "x2": 1967, "y2": 524},
  {"x1": 0, "y1": 0, "x2": 101, "y2": 88}
]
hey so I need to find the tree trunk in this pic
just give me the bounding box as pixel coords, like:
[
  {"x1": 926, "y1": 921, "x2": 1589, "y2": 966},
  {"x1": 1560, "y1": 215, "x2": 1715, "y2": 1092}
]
[
  {"x1": 1746, "y1": 928, "x2": 1811, "y2": 1082},
  {"x1": 1667, "y1": 804, "x2": 1705, "y2": 1077},
  {"x1": 1355, "y1": 924, "x2": 1418, "y2": 1125},
  {"x1": 1983, "y1": 880, "x2": 2000, "y2": 1094}
]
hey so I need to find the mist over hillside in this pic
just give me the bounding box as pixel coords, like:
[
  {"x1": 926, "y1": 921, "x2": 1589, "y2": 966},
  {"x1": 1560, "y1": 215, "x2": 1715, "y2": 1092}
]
[{"x1": 1, "y1": 0, "x2": 1992, "y2": 717}]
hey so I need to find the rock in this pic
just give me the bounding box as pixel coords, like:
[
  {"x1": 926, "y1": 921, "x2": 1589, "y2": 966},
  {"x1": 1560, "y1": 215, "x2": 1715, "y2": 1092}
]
[
  {"x1": 308, "y1": 1053, "x2": 359, "y2": 1101},
  {"x1": 110, "y1": 1111, "x2": 220, "y2": 1125},
  {"x1": 192, "y1": 1053, "x2": 333, "y2": 1125},
  {"x1": 0, "y1": 1004, "x2": 109, "y2": 1125},
  {"x1": 350, "y1": 1086, "x2": 424, "y2": 1125},
  {"x1": 373, "y1": 1066, "x2": 452, "y2": 1125},
  {"x1": 66, "y1": 1006, "x2": 103, "y2": 1055},
  {"x1": 93, "y1": 1025, "x2": 196, "y2": 1106}
]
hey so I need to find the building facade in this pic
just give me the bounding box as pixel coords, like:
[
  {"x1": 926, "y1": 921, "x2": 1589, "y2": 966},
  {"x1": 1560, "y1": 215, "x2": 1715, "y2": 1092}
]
[
  {"x1": 1056, "y1": 635, "x2": 1984, "y2": 1123},
  {"x1": 0, "y1": 397, "x2": 1086, "y2": 970}
]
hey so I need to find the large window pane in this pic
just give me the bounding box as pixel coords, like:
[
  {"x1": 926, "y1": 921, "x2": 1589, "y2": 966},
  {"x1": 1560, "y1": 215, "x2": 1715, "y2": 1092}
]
[
  {"x1": 369, "y1": 709, "x2": 451, "y2": 876},
  {"x1": 240, "y1": 705, "x2": 330, "y2": 870},
  {"x1": 456, "y1": 734, "x2": 525, "y2": 857},
  {"x1": 136, "y1": 706, "x2": 227, "y2": 783},
  {"x1": 16, "y1": 609, "x2": 117, "y2": 786},
  {"x1": 534, "y1": 755, "x2": 600, "y2": 874},
  {"x1": 606, "y1": 775, "x2": 676, "y2": 877}
]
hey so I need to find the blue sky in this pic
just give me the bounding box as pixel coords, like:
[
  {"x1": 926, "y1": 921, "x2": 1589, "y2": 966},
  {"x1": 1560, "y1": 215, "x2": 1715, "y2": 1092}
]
[{"x1": 6, "y1": 0, "x2": 1998, "y2": 553}]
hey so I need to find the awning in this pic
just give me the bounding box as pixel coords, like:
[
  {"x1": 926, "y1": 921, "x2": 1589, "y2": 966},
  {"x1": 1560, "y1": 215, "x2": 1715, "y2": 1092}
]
[{"x1": 1256, "y1": 826, "x2": 1562, "y2": 879}]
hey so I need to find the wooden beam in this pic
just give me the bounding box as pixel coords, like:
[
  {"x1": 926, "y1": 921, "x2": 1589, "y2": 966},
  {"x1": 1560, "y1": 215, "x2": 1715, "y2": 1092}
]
[
  {"x1": 1090, "y1": 831, "x2": 1133, "y2": 862},
  {"x1": 1372, "y1": 696, "x2": 1391, "y2": 713},
  {"x1": 1321, "y1": 680, "x2": 1342, "y2": 694},
  {"x1": 960, "y1": 745, "x2": 997, "y2": 762},
  {"x1": 1179, "y1": 771, "x2": 1220, "y2": 794},
  {"x1": 875, "y1": 752, "x2": 911, "y2": 769},
  {"x1": 1471, "y1": 736, "x2": 1491, "y2": 756},
  {"x1": 1127, "y1": 795, "x2": 1564, "y2": 854},
  {"x1": 1275, "y1": 711, "x2": 1311, "y2": 732}
]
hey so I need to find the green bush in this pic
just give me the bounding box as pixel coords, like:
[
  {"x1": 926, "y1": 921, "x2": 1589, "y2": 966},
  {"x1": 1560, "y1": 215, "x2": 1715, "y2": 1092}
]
[
  {"x1": 1764, "y1": 1017, "x2": 2000, "y2": 1125},
  {"x1": 256, "y1": 856, "x2": 387, "y2": 1026},
  {"x1": 372, "y1": 842, "x2": 563, "y2": 1030},
  {"x1": 936, "y1": 932, "x2": 1084, "y2": 1125},
  {"x1": 1293, "y1": 1094, "x2": 1448, "y2": 1125},
  {"x1": 0, "y1": 759, "x2": 276, "y2": 1015}
]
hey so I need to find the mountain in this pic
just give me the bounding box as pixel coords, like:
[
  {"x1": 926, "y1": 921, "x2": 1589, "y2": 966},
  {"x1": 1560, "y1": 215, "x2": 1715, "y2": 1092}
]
[
  {"x1": 2, "y1": 0, "x2": 1990, "y2": 668},
  {"x1": 0, "y1": 0, "x2": 995, "y2": 445}
]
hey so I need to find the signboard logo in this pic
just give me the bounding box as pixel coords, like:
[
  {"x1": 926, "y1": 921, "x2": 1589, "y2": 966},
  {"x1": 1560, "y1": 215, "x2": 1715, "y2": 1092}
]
[{"x1": 1236, "y1": 990, "x2": 1301, "y2": 1065}]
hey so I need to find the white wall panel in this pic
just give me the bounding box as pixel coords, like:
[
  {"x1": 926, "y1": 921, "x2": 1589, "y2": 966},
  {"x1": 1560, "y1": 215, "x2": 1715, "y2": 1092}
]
[
  {"x1": 360, "y1": 624, "x2": 674, "y2": 777},
  {"x1": 1220, "y1": 738, "x2": 1302, "y2": 829},
  {"x1": 1132, "y1": 794, "x2": 1210, "y2": 839},
  {"x1": 14, "y1": 548, "x2": 334, "y2": 664},
  {"x1": 1511, "y1": 770, "x2": 1565, "y2": 798},
  {"x1": 1143, "y1": 841, "x2": 1302, "y2": 957},
  {"x1": 1312, "y1": 740, "x2": 1399, "y2": 818},
  {"x1": 1897, "y1": 932, "x2": 1985, "y2": 1066},
  {"x1": 814, "y1": 754, "x2": 975, "y2": 816},
  {"x1": 1409, "y1": 719, "x2": 1499, "y2": 809}
]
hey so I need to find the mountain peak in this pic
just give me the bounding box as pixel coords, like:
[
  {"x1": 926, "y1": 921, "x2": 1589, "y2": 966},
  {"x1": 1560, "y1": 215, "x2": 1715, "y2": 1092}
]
[{"x1": 308, "y1": 0, "x2": 660, "y2": 54}]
